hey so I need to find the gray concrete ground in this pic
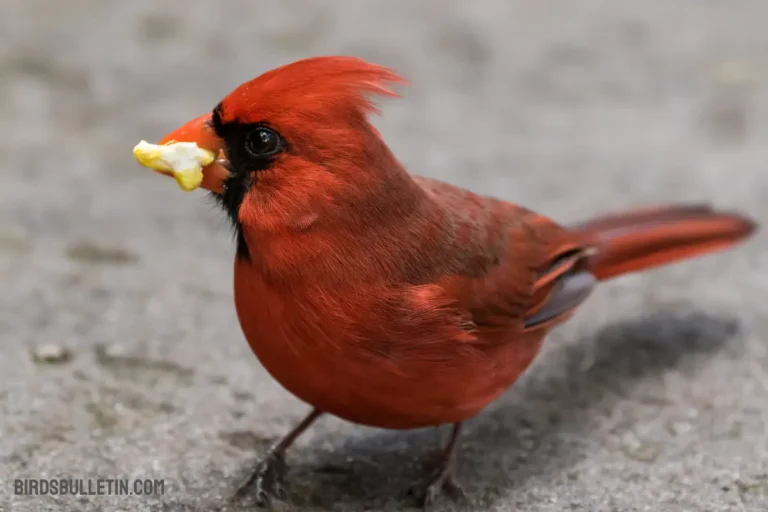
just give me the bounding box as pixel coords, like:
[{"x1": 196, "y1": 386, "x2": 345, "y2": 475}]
[{"x1": 1, "y1": 1, "x2": 767, "y2": 511}]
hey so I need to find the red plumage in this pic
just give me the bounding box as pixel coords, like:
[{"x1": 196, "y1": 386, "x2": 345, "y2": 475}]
[{"x1": 151, "y1": 56, "x2": 758, "y2": 508}]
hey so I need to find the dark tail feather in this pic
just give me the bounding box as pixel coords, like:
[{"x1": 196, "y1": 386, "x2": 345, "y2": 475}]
[{"x1": 570, "y1": 204, "x2": 758, "y2": 281}]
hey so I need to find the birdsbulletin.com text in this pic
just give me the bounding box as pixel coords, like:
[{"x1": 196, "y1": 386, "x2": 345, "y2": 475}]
[{"x1": 14, "y1": 478, "x2": 165, "y2": 496}]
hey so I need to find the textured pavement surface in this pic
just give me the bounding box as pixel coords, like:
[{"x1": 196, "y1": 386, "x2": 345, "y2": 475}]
[{"x1": 1, "y1": 1, "x2": 767, "y2": 511}]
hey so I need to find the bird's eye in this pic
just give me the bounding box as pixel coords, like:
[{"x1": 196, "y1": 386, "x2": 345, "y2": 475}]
[{"x1": 244, "y1": 127, "x2": 282, "y2": 158}]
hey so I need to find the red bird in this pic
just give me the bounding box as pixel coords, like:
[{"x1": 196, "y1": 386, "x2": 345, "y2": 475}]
[{"x1": 146, "y1": 56, "x2": 756, "y2": 507}]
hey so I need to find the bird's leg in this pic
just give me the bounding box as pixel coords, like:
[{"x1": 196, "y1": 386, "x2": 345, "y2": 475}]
[
  {"x1": 421, "y1": 422, "x2": 467, "y2": 508},
  {"x1": 233, "y1": 408, "x2": 323, "y2": 506}
]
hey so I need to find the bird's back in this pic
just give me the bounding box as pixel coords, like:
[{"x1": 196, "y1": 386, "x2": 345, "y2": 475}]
[{"x1": 410, "y1": 175, "x2": 595, "y2": 331}]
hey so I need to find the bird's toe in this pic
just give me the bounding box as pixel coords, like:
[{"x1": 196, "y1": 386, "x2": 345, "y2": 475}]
[{"x1": 232, "y1": 452, "x2": 287, "y2": 508}]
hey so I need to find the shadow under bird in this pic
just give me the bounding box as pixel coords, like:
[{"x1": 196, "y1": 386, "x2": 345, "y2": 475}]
[{"x1": 133, "y1": 56, "x2": 758, "y2": 508}]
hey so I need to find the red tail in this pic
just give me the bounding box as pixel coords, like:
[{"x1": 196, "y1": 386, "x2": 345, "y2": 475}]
[{"x1": 570, "y1": 204, "x2": 757, "y2": 281}]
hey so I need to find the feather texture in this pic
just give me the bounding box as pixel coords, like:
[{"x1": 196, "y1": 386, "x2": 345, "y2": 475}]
[{"x1": 162, "y1": 56, "x2": 757, "y2": 429}]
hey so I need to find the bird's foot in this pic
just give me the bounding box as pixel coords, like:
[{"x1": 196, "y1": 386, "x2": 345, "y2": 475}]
[
  {"x1": 232, "y1": 451, "x2": 286, "y2": 507},
  {"x1": 409, "y1": 467, "x2": 467, "y2": 510}
]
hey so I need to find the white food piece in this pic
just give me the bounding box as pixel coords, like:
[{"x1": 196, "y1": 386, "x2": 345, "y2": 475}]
[{"x1": 132, "y1": 140, "x2": 216, "y2": 192}]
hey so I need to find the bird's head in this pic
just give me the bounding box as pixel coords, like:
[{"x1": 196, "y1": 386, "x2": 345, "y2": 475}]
[{"x1": 150, "y1": 56, "x2": 413, "y2": 257}]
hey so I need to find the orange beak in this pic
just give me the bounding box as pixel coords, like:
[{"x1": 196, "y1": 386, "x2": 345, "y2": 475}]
[{"x1": 158, "y1": 113, "x2": 230, "y2": 194}]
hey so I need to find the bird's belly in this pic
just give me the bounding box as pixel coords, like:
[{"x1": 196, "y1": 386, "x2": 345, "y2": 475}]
[
  {"x1": 241, "y1": 324, "x2": 540, "y2": 429},
  {"x1": 233, "y1": 265, "x2": 544, "y2": 429},
  {"x1": 236, "y1": 313, "x2": 543, "y2": 429}
]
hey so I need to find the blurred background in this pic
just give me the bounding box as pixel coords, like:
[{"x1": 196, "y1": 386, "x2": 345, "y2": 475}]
[{"x1": 1, "y1": 1, "x2": 766, "y2": 511}]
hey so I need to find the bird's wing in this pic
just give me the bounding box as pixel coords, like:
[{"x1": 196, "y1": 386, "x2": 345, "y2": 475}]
[
  {"x1": 517, "y1": 213, "x2": 596, "y2": 331},
  {"x1": 413, "y1": 177, "x2": 596, "y2": 334}
]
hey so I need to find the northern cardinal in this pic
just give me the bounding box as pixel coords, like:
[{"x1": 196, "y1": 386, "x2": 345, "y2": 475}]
[{"x1": 142, "y1": 56, "x2": 756, "y2": 508}]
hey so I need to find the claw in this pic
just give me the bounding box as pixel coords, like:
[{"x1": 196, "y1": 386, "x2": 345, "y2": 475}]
[
  {"x1": 421, "y1": 469, "x2": 467, "y2": 509},
  {"x1": 233, "y1": 452, "x2": 286, "y2": 508},
  {"x1": 229, "y1": 410, "x2": 322, "y2": 508},
  {"x1": 415, "y1": 422, "x2": 468, "y2": 509}
]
